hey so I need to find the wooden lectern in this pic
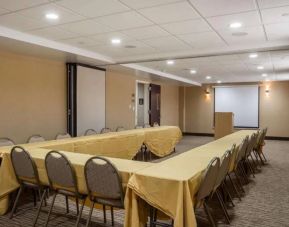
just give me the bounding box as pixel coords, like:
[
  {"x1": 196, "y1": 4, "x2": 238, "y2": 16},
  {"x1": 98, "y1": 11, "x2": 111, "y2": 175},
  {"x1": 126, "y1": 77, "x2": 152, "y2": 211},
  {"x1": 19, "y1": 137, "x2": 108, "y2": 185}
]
[{"x1": 214, "y1": 112, "x2": 234, "y2": 139}]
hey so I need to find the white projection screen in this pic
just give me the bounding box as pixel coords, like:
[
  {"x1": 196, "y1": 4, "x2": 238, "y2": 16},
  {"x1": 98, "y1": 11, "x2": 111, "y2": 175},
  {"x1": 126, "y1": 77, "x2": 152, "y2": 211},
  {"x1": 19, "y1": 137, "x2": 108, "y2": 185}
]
[
  {"x1": 214, "y1": 85, "x2": 259, "y2": 128},
  {"x1": 76, "y1": 66, "x2": 105, "y2": 136}
]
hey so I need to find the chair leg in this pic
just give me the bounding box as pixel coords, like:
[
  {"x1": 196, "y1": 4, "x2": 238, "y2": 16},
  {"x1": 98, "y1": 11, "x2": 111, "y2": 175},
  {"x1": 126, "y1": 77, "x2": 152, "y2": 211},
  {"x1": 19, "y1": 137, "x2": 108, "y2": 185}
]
[
  {"x1": 33, "y1": 189, "x2": 37, "y2": 207},
  {"x1": 239, "y1": 163, "x2": 250, "y2": 183},
  {"x1": 215, "y1": 190, "x2": 230, "y2": 224},
  {"x1": 9, "y1": 186, "x2": 23, "y2": 219},
  {"x1": 44, "y1": 192, "x2": 57, "y2": 227},
  {"x1": 86, "y1": 201, "x2": 95, "y2": 227},
  {"x1": 111, "y1": 206, "x2": 114, "y2": 226},
  {"x1": 253, "y1": 151, "x2": 262, "y2": 168},
  {"x1": 257, "y1": 151, "x2": 265, "y2": 165},
  {"x1": 76, "y1": 197, "x2": 79, "y2": 215},
  {"x1": 203, "y1": 200, "x2": 216, "y2": 227},
  {"x1": 65, "y1": 195, "x2": 69, "y2": 213},
  {"x1": 227, "y1": 174, "x2": 241, "y2": 201},
  {"x1": 261, "y1": 151, "x2": 267, "y2": 162},
  {"x1": 103, "y1": 205, "x2": 107, "y2": 223},
  {"x1": 32, "y1": 189, "x2": 47, "y2": 227},
  {"x1": 233, "y1": 170, "x2": 245, "y2": 193},
  {"x1": 245, "y1": 158, "x2": 255, "y2": 177},
  {"x1": 75, "y1": 198, "x2": 85, "y2": 227},
  {"x1": 222, "y1": 182, "x2": 235, "y2": 207}
]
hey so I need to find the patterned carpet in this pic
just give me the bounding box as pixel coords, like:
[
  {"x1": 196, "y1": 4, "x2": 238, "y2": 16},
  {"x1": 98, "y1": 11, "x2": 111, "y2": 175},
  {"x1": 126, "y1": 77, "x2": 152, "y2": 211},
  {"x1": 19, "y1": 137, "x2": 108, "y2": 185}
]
[{"x1": 1, "y1": 136, "x2": 288, "y2": 227}]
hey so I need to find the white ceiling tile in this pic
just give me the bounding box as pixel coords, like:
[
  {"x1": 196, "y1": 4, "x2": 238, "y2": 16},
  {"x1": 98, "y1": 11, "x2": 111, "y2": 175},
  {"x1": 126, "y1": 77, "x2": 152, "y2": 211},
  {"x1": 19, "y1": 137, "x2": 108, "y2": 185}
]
[
  {"x1": 0, "y1": 7, "x2": 10, "y2": 15},
  {"x1": 138, "y1": 2, "x2": 200, "y2": 24},
  {"x1": 177, "y1": 31, "x2": 226, "y2": 48},
  {"x1": 98, "y1": 11, "x2": 153, "y2": 30},
  {"x1": 161, "y1": 18, "x2": 212, "y2": 35},
  {"x1": 189, "y1": 0, "x2": 257, "y2": 17},
  {"x1": 218, "y1": 26, "x2": 266, "y2": 45},
  {"x1": 261, "y1": 6, "x2": 289, "y2": 24},
  {"x1": 58, "y1": 19, "x2": 113, "y2": 35},
  {"x1": 0, "y1": 13, "x2": 44, "y2": 31},
  {"x1": 119, "y1": 0, "x2": 184, "y2": 9},
  {"x1": 207, "y1": 11, "x2": 261, "y2": 30},
  {"x1": 30, "y1": 26, "x2": 78, "y2": 40},
  {"x1": 56, "y1": 0, "x2": 129, "y2": 18},
  {"x1": 59, "y1": 36, "x2": 100, "y2": 47},
  {"x1": 142, "y1": 36, "x2": 192, "y2": 51},
  {"x1": 265, "y1": 22, "x2": 289, "y2": 41},
  {"x1": 121, "y1": 25, "x2": 170, "y2": 40},
  {"x1": 19, "y1": 3, "x2": 85, "y2": 26},
  {"x1": 257, "y1": 0, "x2": 289, "y2": 9},
  {"x1": 0, "y1": 0, "x2": 49, "y2": 11}
]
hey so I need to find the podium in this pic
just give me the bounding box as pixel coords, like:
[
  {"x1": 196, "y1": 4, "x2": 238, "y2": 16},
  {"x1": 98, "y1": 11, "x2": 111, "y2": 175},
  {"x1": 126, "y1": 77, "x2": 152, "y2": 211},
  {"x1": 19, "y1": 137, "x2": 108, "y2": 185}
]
[{"x1": 214, "y1": 112, "x2": 234, "y2": 139}]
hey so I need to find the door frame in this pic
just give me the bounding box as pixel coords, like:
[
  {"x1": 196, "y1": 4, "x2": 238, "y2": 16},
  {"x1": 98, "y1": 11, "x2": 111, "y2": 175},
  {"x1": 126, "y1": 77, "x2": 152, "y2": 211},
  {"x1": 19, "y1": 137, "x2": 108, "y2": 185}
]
[{"x1": 135, "y1": 80, "x2": 150, "y2": 126}]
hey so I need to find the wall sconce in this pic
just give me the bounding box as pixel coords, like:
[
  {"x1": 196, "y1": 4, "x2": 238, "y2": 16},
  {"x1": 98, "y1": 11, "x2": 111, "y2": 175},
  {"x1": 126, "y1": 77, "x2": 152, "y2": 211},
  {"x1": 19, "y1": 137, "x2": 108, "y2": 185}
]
[
  {"x1": 265, "y1": 88, "x2": 269, "y2": 93},
  {"x1": 205, "y1": 88, "x2": 210, "y2": 95}
]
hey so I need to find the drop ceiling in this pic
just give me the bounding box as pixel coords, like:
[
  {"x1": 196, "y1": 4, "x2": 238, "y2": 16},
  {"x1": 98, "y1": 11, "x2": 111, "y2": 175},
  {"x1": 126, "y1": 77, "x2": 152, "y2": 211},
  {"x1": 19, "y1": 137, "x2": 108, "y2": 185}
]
[{"x1": 1, "y1": 0, "x2": 289, "y2": 84}]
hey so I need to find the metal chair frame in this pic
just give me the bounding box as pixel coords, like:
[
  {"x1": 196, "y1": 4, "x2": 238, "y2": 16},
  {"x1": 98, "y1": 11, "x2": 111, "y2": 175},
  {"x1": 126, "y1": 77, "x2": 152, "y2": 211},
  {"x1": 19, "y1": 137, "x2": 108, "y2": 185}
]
[{"x1": 27, "y1": 135, "x2": 45, "y2": 143}]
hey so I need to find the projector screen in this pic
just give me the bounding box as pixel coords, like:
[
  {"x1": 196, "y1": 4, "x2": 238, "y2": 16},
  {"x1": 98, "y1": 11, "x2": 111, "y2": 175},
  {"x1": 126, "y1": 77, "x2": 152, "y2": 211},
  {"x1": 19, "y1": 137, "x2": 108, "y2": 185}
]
[{"x1": 214, "y1": 85, "x2": 259, "y2": 128}]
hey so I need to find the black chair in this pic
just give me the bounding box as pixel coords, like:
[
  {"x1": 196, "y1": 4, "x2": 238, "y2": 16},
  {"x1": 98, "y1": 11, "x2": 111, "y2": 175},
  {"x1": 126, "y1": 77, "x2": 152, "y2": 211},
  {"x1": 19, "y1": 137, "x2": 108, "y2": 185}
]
[
  {"x1": 9, "y1": 146, "x2": 47, "y2": 226},
  {"x1": 0, "y1": 137, "x2": 15, "y2": 147},
  {"x1": 44, "y1": 151, "x2": 86, "y2": 227},
  {"x1": 100, "y1": 128, "x2": 112, "y2": 134},
  {"x1": 84, "y1": 157, "x2": 125, "y2": 226}
]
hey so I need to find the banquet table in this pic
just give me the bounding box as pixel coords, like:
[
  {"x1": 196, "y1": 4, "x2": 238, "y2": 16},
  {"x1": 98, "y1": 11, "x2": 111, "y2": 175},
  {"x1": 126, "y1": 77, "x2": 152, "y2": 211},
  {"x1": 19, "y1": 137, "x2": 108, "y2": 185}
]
[{"x1": 124, "y1": 130, "x2": 256, "y2": 227}]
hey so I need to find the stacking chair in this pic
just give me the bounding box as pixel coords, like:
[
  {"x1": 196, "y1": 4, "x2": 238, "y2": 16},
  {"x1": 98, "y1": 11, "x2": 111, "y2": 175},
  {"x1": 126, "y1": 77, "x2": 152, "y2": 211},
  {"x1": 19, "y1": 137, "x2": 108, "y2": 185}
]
[
  {"x1": 84, "y1": 157, "x2": 125, "y2": 226},
  {"x1": 9, "y1": 146, "x2": 47, "y2": 225},
  {"x1": 44, "y1": 151, "x2": 86, "y2": 227},
  {"x1": 100, "y1": 128, "x2": 112, "y2": 134},
  {"x1": 27, "y1": 135, "x2": 46, "y2": 143},
  {"x1": 254, "y1": 128, "x2": 268, "y2": 164},
  {"x1": 153, "y1": 122, "x2": 159, "y2": 127},
  {"x1": 195, "y1": 157, "x2": 220, "y2": 227},
  {"x1": 116, "y1": 126, "x2": 125, "y2": 132},
  {"x1": 55, "y1": 133, "x2": 71, "y2": 140},
  {"x1": 0, "y1": 137, "x2": 15, "y2": 147},
  {"x1": 244, "y1": 133, "x2": 259, "y2": 176},
  {"x1": 144, "y1": 123, "x2": 151, "y2": 128},
  {"x1": 84, "y1": 129, "x2": 97, "y2": 136}
]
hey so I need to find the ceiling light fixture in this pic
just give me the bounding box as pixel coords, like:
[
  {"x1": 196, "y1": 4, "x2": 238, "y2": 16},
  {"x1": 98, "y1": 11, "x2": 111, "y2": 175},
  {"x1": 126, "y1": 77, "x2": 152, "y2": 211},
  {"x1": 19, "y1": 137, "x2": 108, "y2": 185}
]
[
  {"x1": 45, "y1": 13, "x2": 59, "y2": 20},
  {"x1": 217, "y1": 80, "x2": 222, "y2": 84},
  {"x1": 229, "y1": 22, "x2": 242, "y2": 29},
  {"x1": 206, "y1": 76, "x2": 211, "y2": 80},
  {"x1": 257, "y1": 66, "x2": 264, "y2": 70},
  {"x1": 111, "y1": 38, "x2": 121, "y2": 44},
  {"x1": 166, "y1": 60, "x2": 174, "y2": 65},
  {"x1": 190, "y1": 69, "x2": 197, "y2": 74},
  {"x1": 249, "y1": 53, "x2": 258, "y2": 58},
  {"x1": 262, "y1": 73, "x2": 267, "y2": 77}
]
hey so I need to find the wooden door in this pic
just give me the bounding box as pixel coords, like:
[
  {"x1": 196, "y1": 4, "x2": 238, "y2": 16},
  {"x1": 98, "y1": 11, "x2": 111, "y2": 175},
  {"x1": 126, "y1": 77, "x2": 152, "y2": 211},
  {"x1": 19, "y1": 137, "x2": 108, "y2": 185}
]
[{"x1": 149, "y1": 84, "x2": 161, "y2": 126}]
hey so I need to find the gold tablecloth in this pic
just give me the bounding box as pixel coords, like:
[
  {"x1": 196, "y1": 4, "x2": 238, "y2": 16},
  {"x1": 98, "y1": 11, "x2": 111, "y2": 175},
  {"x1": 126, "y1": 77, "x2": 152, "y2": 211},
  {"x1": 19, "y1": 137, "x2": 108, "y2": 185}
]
[
  {"x1": 0, "y1": 148, "x2": 154, "y2": 215},
  {"x1": 124, "y1": 130, "x2": 255, "y2": 227}
]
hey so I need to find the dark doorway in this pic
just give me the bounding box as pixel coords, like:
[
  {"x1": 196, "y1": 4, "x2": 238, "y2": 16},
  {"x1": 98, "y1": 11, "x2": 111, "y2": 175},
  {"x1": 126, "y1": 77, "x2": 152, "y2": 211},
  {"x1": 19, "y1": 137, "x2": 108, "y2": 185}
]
[{"x1": 149, "y1": 83, "x2": 161, "y2": 126}]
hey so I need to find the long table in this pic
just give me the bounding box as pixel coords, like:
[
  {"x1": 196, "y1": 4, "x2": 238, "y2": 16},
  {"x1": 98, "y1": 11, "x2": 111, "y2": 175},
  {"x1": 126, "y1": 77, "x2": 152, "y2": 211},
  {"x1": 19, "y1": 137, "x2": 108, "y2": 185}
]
[{"x1": 124, "y1": 130, "x2": 255, "y2": 227}]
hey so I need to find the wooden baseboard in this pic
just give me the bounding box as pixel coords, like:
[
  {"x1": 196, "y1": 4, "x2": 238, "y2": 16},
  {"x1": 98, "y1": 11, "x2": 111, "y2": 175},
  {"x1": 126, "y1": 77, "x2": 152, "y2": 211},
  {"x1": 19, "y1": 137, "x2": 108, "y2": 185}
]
[
  {"x1": 183, "y1": 132, "x2": 214, "y2": 137},
  {"x1": 265, "y1": 136, "x2": 289, "y2": 141}
]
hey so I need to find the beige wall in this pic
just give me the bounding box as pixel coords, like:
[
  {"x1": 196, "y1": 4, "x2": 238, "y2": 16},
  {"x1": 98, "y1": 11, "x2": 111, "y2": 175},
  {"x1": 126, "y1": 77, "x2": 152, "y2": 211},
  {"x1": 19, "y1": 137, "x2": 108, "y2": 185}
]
[
  {"x1": 0, "y1": 51, "x2": 66, "y2": 144},
  {"x1": 105, "y1": 69, "x2": 180, "y2": 130},
  {"x1": 182, "y1": 82, "x2": 289, "y2": 137}
]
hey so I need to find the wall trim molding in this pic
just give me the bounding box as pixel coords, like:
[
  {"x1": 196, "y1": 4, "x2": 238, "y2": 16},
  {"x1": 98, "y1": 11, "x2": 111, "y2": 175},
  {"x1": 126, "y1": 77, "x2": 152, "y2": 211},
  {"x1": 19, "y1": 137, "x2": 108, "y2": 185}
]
[
  {"x1": 183, "y1": 132, "x2": 214, "y2": 137},
  {"x1": 265, "y1": 136, "x2": 289, "y2": 141}
]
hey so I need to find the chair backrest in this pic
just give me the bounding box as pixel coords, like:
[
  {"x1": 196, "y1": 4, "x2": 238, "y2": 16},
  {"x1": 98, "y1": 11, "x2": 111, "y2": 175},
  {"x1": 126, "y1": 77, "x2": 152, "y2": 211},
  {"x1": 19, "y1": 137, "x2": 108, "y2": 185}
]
[
  {"x1": 214, "y1": 149, "x2": 232, "y2": 190},
  {"x1": 100, "y1": 128, "x2": 112, "y2": 134},
  {"x1": 0, "y1": 138, "x2": 15, "y2": 147},
  {"x1": 27, "y1": 135, "x2": 45, "y2": 143},
  {"x1": 10, "y1": 146, "x2": 39, "y2": 184},
  {"x1": 135, "y1": 125, "x2": 143, "y2": 129},
  {"x1": 258, "y1": 128, "x2": 267, "y2": 147},
  {"x1": 143, "y1": 123, "x2": 151, "y2": 128},
  {"x1": 236, "y1": 136, "x2": 249, "y2": 162},
  {"x1": 45, "y1": 151, "x2": 78, "y2": 193},
  {"x1": 55, "y1": 133, "x2": 71, "y2": 140},
  {"x1": 84, "y1": 129, "x2": 97, "y2": 136},
  {"x1": 245, "y1": 133, "x2": 257, "y2": 157},
  {"x1": 116, "y1": 126, "x2": 125, "y2": 132},
  {"x1": 84, "y1": 157, "x2": 124, "y2": 202},
  {"x1": 153, "y1": 122, "x2": 159, "y2": 127},
  {"x1": 197, "y1": 157, "x2": 220, "y2": 201}
]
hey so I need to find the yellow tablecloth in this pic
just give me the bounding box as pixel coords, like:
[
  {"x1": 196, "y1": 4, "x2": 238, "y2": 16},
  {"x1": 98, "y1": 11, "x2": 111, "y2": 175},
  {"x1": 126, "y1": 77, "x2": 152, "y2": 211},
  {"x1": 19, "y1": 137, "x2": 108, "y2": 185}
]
[
  {"x1": 0, "y1": 148, "x2": 154, "y2": 215},
  {"x1": 124, "y1": 130, "x2": 255, "y2": 227}
]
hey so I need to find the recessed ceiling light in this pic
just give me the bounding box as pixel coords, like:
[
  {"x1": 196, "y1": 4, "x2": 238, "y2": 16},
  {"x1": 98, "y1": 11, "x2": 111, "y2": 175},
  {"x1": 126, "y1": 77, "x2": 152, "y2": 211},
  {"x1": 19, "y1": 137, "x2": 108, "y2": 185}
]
[
  {"x1": 217, "y1": 80, "x2": 222, "y2": 84},
  {"x1": 111, "y1": 38, "x2": 121, "y2": 44},
  {"x1": 45, "y1": 13, "x2": 59, "y2": 20},
  {"x1": 166, "y1": 60, "x2": 174, "y2": 65},
  {"x1": 206, "y1": 76, "x2": 211, "y2": 80},
  {"x1": 249, "y1": 53, "x2": 258, "y2": 58},
  {"x1": 262, "y1": 73, "x2": 267, "y2": 77},
  {"x1": 230, "y1": 22, "x2": 242, "y2": 29},
  {"x1": 190, "y1": 69, "x2": 197, "y2": 74},
  {"x1": 257, "y1": 66, "x2": 264, "y2": 70}
]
